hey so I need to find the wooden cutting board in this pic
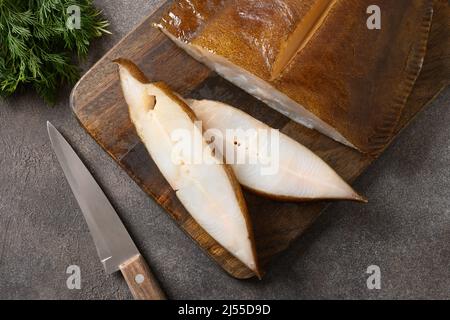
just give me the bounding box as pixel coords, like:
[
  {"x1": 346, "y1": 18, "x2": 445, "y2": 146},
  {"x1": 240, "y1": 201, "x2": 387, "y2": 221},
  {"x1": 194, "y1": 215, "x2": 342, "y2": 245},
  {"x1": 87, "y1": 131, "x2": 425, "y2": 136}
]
[{"x1": 70, "y1": 0, "x2": 449, "y2": 279}]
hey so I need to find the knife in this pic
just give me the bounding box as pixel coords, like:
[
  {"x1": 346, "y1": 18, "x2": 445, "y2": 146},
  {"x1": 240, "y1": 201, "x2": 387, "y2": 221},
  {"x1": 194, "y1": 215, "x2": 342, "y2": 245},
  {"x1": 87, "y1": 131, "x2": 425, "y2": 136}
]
[{"x1": 47, "y1": 121, "x2": 166, "y2": 300}]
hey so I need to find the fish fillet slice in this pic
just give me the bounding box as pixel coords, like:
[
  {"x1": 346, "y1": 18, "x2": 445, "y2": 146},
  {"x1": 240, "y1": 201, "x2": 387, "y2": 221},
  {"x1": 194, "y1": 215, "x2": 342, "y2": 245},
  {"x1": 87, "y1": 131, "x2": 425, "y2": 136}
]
[
  {"x1": 188, "y1": 99, "x2": 366, "y2": 202},
  {"x1": 115, "y1": 59, "x2": 260, "y2": 277}
]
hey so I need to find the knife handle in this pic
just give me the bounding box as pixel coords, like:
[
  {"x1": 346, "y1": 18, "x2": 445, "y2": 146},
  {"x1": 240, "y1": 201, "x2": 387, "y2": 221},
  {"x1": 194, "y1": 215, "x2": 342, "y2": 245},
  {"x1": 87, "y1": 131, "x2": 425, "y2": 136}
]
[{"x1": 120, "y1": 254, "x2": 166, "y2": 300}]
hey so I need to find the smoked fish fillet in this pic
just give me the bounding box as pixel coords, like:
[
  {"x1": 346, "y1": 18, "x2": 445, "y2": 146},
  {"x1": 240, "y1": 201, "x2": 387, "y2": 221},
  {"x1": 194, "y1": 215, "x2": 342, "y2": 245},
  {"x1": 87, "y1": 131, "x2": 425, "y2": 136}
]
[{"x1": 157, "y1": 0, "x2": 433, "y2": 154}]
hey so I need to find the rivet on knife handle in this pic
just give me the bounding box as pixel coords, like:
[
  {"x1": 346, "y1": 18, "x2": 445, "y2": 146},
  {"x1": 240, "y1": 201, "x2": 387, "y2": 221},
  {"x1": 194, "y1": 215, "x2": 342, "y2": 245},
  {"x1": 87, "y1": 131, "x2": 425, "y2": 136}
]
[{"x1": 120, "y1": 254, "x2": 166, "y2": 300}]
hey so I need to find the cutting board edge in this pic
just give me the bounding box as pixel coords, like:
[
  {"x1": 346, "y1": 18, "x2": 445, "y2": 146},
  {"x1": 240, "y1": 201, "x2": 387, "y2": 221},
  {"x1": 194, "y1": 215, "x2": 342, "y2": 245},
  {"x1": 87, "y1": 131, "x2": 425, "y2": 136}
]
[{"x1": 69, "y1": 0, "x2": 448, "y2": 280}]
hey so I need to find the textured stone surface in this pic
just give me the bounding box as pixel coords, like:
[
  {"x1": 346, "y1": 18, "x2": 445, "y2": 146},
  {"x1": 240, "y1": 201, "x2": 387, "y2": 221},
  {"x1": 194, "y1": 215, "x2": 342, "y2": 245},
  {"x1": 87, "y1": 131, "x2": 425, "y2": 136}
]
[{"x1": 0, "y1": 0, "x2": 448, "y2": 300}]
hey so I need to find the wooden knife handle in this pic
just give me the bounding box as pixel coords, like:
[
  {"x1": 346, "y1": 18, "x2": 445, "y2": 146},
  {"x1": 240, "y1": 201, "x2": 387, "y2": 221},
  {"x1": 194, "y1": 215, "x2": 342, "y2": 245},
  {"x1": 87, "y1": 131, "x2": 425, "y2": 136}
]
[{"x1": 120, "y1": 254, "x2": 166, "y2": 300}]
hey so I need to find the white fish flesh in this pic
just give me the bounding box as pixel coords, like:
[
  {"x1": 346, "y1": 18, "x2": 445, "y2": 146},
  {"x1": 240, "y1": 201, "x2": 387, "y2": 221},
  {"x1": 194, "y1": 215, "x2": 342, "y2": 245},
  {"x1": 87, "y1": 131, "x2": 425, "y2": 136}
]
[
  {"x1": 115, "y1": 59, "x2": 260, "y2": 276},
  {"x1": 188, "y1": 99, "x2": 366, "y2": 202}
]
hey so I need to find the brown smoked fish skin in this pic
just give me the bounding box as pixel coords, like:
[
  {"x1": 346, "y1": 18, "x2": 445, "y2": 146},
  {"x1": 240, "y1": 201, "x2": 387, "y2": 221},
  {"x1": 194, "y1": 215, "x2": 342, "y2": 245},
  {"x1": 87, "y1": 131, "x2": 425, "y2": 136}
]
[{"x1": 159, "y1": 0, "x2": 433, "y2": 155}]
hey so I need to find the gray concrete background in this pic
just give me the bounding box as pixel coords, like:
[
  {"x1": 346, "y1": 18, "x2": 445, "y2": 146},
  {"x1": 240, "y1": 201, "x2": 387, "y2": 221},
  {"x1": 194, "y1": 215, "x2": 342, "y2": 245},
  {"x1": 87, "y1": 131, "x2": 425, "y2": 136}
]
[{"x1": 0, "y1": 0, "x2": 448, "y2": 300}]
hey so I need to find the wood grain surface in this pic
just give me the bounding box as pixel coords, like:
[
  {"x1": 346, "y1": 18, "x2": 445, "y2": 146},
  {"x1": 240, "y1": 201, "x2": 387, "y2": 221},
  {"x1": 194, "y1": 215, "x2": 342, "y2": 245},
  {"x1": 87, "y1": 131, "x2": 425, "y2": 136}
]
[
  {"x1": 70, "y1": 0, "x2": 449, "y2": 279},
  {"x1": 120, "y1": 254, "x2": 166, "y2": 300}
]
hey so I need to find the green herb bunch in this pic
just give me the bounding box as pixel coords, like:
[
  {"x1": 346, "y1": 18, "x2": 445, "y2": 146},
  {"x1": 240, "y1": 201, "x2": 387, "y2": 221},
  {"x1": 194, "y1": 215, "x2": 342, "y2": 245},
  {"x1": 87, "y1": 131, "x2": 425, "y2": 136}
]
[{"x1": 0, "y1": 0, "x2": 110, "y2": 104}]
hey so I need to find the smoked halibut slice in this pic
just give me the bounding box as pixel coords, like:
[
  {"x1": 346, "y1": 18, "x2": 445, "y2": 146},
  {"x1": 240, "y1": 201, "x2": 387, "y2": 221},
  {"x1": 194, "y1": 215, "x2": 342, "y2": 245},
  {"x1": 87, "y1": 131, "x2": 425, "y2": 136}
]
[
  {"x1": 115, "y1": 59, "x2": 261, "y2": 277},
  {"x1": 188, "y1": 98, "x2": 367, "y2": 202},
  {"x1": 157, "y1": 0, "x2": 433, "y2": 154}
]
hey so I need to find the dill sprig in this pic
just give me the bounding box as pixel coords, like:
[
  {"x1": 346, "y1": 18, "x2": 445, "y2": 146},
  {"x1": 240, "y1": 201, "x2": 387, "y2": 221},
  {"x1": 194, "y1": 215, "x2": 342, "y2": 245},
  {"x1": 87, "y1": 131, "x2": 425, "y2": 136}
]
[{"x1": 0, "y1": 0, "x2": 110, "y2": 105}]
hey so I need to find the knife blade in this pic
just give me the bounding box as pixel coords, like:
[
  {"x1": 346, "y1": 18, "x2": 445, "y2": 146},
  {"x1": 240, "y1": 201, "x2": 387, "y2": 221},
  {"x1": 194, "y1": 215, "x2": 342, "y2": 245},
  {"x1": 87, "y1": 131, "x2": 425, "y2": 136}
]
[{"x1": 47, "y1": 121, "x2": 165, "y2": 300}]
